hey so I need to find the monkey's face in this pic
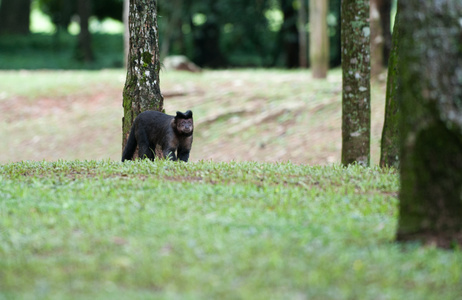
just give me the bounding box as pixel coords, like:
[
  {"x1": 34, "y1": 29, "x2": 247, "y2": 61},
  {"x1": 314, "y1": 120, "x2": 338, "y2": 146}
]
[{"x1": 177, "y1": 118, "x2": 194, "y2": 135}]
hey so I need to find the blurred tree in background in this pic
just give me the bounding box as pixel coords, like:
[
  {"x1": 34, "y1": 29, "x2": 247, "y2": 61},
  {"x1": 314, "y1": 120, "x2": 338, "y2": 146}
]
[
  {"x1": 309, "y1": 0, "x2": 328, "y2": 78},
  {"x1": 0, "y1": 0, "x2": 31, "y2": 35}
]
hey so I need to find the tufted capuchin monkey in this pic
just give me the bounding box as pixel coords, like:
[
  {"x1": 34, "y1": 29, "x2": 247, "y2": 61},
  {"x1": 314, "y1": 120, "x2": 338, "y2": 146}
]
[{"x1": 122, "y1": 110, "x2": 194, "y2": 162}]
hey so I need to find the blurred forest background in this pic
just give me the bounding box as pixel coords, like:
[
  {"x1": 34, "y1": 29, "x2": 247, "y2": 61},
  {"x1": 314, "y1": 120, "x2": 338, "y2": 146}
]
[
  {"x1": 0, "y1": 0, "x2": 396, "y2": 164},
  {"x1": 0, "y1": 0, "x2": 396, "y2": 69}
]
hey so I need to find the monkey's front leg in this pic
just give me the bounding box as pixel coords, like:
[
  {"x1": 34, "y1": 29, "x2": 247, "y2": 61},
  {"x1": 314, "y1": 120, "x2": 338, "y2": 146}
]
[
  {"x1": 177, "y1": 148, "x2": 190, "y2": 162},
  {"x1": 162, "y1": 148, "x2": 177, "y2": 161}
]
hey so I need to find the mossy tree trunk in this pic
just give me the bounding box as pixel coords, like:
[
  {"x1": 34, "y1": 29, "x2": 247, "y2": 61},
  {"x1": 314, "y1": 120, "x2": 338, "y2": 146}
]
[
  {"x1": 341, "y1": 0, "x2": 371, "y2": 166},
  {"x1": 122, "y1": 0, "x2": 163, "y2": 154},
  {"x1": 379, "y1": 5, "x2": 401, "y2": 168},
  {"x1": 397, "y1": 0, "x2": 462, "y2": 248},
  {"x1": 309, "y1": 0, "x2": 328, "y2": 78}
]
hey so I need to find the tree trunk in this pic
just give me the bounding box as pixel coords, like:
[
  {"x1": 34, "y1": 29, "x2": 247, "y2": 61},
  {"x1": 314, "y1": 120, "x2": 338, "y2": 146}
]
[
  {"x1": 160, "y1": 0, "x2": 183, "y2": 60},
  {"x1": 77, "y1": 0, "x2": 93, "y2": 62},
  {"x1": 298, "y1": 0, "x2": 308, "y2": 68},
  {"x1": 123, "y1": 0, "x2": 129, "y2": 67},
  {"x1": 281, "y1": 0, "x2": 299, "y2": 68},
  {"x1": 378, "y1": 0, "x2": 392, "y2": 65},
  {"x1": 397, "y1": 0, "x2": 462, "y2": 248},
  {"x1": 370, "y1": 0, "x2": 383, "y2": 78},
  {"x1": 341, "y1": 0, "x2": 371, "y2": 166},
  {"x1": 309, "y1": 0, "x2": 328, "y2": 78},
  {"x1": 0, "y1": 0, "x2": 31, "y2": 35},
  {"x1": 328, "y1": 0, "x2": 341, "y2": 67},
  {"x1": 122, "y1": 0, "x2": 163, "y2": 154},
  {"x1": 191, "y1": 0, "x2": 226, "y2": 68},
  {"x1": 379, "y1": 5, "x2": 401, "y2": 168}
]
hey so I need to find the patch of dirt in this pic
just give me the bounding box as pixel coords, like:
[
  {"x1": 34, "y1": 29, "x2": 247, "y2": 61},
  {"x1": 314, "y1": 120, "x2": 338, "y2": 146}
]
[{"x1": 1, "y1": 70, "x2": 387, "y2": 165}]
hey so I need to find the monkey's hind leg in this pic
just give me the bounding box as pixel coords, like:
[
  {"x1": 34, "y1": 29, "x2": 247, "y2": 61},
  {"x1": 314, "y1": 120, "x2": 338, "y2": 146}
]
[
  {"x1": 122, "y1": 125, "x2": 137, "y2": 161},
  {"x1": 136, "y1": 129, "x2": 155, "y2": 161}
]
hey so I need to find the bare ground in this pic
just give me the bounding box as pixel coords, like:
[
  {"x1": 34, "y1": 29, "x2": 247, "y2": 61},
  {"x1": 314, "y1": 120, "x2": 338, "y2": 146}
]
[{"x1": 0, "y1": 69, "x2": 386, "y2": 165}]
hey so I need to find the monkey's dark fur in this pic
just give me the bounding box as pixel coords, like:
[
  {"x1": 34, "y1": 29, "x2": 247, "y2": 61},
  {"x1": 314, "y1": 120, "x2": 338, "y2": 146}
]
[{"x1": 122, "y1": 110, "x2": 194, "y2": 162}]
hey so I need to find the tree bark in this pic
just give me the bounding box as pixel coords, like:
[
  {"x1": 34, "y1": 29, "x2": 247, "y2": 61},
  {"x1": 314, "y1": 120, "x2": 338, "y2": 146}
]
[
  {"x1": 379, "y1": 5, "x2": 401, "y2": 168},
  {"x1": 309, "y1": 0, "x2": 328, "y2": 78},
  {"x1": 397, "y1": 0, "x2": 462, "y2": 248},
  {"x1": 298, "y1": 0, "x2": 308, "y2": 69},
  {"x1": 122, "y1": 0, "x2": 164, "y2": 153},
  {"x1": 341, "y1": 0, "x2": 371, "y2": 166},
  {"x1": 0, "y1": 0, "x2": 31, "y2": 35},
  {"x1": 77, "y1": 0, "x2": 93, "y2": 62}
]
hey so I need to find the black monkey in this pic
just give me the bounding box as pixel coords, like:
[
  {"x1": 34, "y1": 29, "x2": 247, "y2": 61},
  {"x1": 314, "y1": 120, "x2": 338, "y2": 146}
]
[{"x1": 122, "y1": 110, "x2": 194, "y2": 162}]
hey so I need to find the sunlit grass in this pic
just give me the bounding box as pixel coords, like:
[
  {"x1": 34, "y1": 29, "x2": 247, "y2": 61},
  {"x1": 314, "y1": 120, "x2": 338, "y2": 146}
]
[{"x1": 1, "y1": 160, "x2": 461, "y2": 299}]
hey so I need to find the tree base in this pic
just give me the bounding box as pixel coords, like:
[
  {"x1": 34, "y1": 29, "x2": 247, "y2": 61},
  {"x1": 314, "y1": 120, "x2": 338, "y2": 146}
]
[{"x1": 397, "y1": 231, "x2": 462, "y2": 249}]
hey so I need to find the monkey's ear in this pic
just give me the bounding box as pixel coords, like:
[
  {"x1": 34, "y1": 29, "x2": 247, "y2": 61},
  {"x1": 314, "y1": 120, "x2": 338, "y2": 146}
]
[
  {"x1": 176, "y1": 110, "x2": 193, "y2": 119},
  {"x1": 184, "y1": 110, "x2": 193, "y2": 118}
]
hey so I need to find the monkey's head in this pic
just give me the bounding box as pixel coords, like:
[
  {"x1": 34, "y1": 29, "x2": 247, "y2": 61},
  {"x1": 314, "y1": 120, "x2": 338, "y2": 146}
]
[{"x1": 173, "y1": 110, "x2": 194, "y2": 136}]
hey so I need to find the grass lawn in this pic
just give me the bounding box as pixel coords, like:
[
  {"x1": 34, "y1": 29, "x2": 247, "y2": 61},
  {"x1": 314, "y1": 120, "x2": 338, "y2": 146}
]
[
  {"x1": 1, "y1": 160, "x2": 461, "y2": 299},
  {"x1": 1, "y1": 69, "x2": 460, "y2": 299}
]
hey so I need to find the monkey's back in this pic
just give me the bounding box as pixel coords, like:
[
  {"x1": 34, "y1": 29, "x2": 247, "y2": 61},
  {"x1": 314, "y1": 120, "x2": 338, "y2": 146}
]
[{"x1": 134, "y1": 111, "x2": 175, "y2": 146}]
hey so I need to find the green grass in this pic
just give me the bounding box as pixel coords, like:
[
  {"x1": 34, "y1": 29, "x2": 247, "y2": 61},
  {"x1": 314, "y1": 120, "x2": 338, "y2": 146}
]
[
  {"x1": 0, "y1": 69, "x2": 124, "y2": 99},
  {"x1": 1, "y1": 160, "x2": 461, "y2": 299}
]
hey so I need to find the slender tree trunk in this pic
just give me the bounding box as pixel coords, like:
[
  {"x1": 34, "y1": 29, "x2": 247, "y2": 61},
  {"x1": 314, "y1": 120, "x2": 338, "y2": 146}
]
[
  {"x1": 77, "y1": 0, "x2": 93, "y2": 62},
  {"x1": 123, "y1": 0, "x2": 129, "y2": 67},
  {"x1": 397, "y1": 0, "x2": 462, "y2": 248},
  {"x1": 309, "y1": 0, "x2": 328, "y2": 78},
  {"x1": 379, "y1": 5, "x2": 401, "y2": 168},
  {"x1": 378, "y1": 0, "x2": 392, "y2": 65},
  {"x1": 122, "y1": 0, "x2": 163, "y2": 153},
  {"x1": 329, "y1": 0, "x2": 341, "y2": 67},
  {"x1": 370, "y1": 0, "x2": 383, "y2": 77},
  {"x1": 298, "y1": 0, "x2": 308, "y2": 68},
  {"x1": 191, "y1": 0, "x2": 226, "y2": 68},
  {"x1": 341, "y1": 0, "x2": 371, "y2": 166},
  {"x1": 281, "y1": 0, "x2": 299, "y2": 68},
  {"x1": 160, "y1": 0, "x2": 183, "y2": 60},
  {"x1": 0, "y1": 0, "x2": 31, "y2": 35}
]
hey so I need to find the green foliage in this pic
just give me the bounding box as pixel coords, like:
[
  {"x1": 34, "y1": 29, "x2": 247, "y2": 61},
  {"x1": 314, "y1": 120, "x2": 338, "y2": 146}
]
[
  {"x1": 158, "y1": 0, "x2": 342, "y2": 68},
  {"x1": 0, "y1": 33, "x2": 124, "y2": 69},
  {"x1": 37, "y1": 0, "x2": 123, "y2": 30},
  {"x1": 1, "y1": 0, "x2": 346, "y2": 69},
  {"x1": 1, "y1": 160, "x2": 461, "y2": 299}
]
